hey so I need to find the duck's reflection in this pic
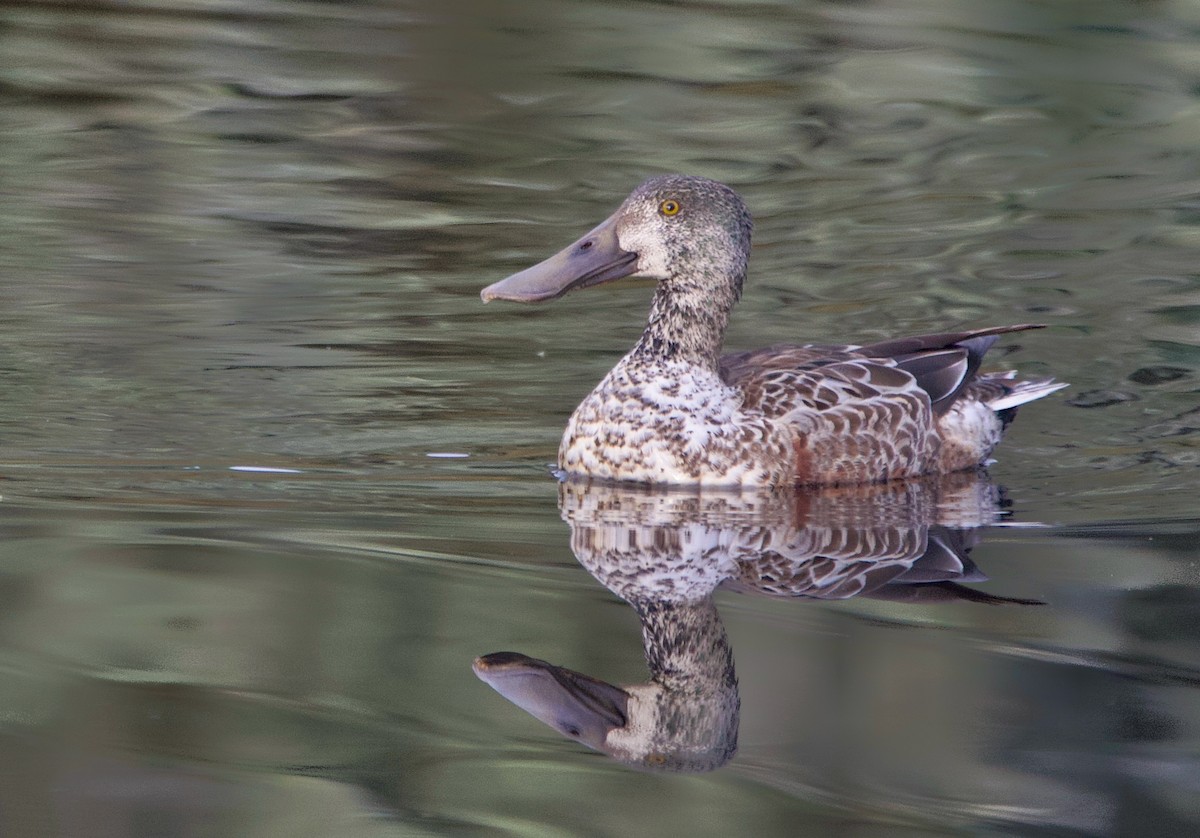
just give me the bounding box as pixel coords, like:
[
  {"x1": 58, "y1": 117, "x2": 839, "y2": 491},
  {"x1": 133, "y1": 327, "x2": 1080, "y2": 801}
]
[{"x1": 474, "y1": 471, "x2": 1040, "y2": 772}]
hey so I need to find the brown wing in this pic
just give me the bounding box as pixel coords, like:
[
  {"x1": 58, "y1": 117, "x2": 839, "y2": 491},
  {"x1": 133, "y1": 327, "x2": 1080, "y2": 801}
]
[
  {"x1": 723, "y1": 356, "x2": 932, "y2": 482},
  {"x1": 861, "y1": 324, "x2": 1045, "y2": 413},
  {"x1": 717, "y1": 326, "x2": 1048, "y2": 483},
  {"x1": 720, "y1": 324, "x2": 1046, "y2": 416},
  {"x1": 719, "y1": 343, "x2": 862, "y2": 380},
  {"x1": 720, "y1": 336, "x2": 921, "y2": 417}
]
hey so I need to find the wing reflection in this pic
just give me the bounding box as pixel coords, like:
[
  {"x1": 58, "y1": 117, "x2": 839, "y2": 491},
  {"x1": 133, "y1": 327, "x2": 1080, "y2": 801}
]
[{"x1": 475, "y1": 470, "x2": 1041, "y2": 772}]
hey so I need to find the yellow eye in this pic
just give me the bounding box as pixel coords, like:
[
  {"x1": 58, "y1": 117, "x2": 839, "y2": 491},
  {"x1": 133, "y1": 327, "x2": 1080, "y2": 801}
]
[{"x1": 659, "y1": 199, "x2": 681, "y2": 217}]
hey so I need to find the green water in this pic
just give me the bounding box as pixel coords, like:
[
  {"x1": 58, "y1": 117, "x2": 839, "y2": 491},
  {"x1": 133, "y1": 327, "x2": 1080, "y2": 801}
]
[{"x1": 0, "y1": 0, "x2": 1197, "y2": 835}]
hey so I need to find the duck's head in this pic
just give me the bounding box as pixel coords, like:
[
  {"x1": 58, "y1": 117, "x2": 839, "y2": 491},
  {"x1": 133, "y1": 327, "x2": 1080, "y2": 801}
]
[
  {"x1": 473, "y1": 649, "x2": 738, "y2": 773},
  {"x1": 481, "y1": 175, "x2": 753, "y2": 304}
]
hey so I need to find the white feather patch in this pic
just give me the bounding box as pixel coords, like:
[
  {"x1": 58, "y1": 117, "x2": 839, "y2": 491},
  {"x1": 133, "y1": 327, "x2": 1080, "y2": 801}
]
[{"x1": 987, "y1": 380, "x2": 1069, "y2": 412}]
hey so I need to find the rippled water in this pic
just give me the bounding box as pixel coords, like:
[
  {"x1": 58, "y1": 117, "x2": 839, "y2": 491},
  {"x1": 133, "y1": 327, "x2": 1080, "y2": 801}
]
[{"x1": 1, "y1": 0, "x2": 1198, "y2": 835}]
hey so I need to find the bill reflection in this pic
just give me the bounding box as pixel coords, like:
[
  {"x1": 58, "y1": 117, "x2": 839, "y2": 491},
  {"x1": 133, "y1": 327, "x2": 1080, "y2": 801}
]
[{"x1": 475, "y1": 471, "x2": 1041, "y2": 772}]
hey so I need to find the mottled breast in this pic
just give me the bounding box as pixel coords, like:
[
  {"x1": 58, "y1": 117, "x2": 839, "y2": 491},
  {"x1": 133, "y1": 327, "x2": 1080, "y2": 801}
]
[{"x1": 559, "y1": 358, "x2": 793, "y2": 486}]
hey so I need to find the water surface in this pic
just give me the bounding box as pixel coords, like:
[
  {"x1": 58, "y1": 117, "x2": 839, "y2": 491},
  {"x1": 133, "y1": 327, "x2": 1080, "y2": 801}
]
[{"x1": 0, "y1": 0, "x2": 1198, "y2": 835}]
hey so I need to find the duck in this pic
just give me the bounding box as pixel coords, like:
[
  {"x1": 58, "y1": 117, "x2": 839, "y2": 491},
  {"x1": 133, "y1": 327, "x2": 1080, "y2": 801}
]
[
  {"x1": 474, "y1": 475, "x2": 1039, "y2": 772},
  {"x1": 474, "y1": 595, "x2": 739, "y2": 774},
  {"x1": 481, "y1": 175, "x2": 1066, "y2": 487}
]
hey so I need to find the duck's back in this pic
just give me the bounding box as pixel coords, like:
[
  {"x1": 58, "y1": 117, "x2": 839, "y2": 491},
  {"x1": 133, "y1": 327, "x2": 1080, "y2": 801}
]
[{"x1": 719, "y1": 325, "x2": 1065, "y2": 485}]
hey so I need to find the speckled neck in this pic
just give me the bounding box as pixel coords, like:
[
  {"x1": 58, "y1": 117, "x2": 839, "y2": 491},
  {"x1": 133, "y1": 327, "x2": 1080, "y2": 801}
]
[
  {"x1": 633, "y1": 277, "x2": 739, "y2": 368},
  {"x1": 632, "y1": 598, "x2": 737, "y2": 692}
]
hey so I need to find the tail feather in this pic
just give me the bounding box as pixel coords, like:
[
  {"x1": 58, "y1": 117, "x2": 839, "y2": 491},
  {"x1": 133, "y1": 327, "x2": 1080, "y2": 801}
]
[{"x1": 987, "y1": 378, "x2": 1068, "y2": 412}]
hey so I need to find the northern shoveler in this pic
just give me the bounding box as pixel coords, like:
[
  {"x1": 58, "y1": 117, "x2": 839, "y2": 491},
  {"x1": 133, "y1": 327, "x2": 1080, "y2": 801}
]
[
  {"x1": 482, "y1": 175, "x2": 1066, "y2": 487},
  {"x1": 474, "y1": 475, "x2": 1037, "y2": 772}
]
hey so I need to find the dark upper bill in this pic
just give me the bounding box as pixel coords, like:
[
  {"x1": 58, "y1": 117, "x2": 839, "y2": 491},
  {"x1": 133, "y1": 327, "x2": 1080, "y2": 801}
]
[{"x1": 481, "y1": 211, "x2": 638, "y2": 302}]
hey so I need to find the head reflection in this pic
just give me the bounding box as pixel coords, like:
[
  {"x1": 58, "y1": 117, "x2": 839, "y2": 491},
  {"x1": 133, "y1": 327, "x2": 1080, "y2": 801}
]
[{"x1": 475, "y1": 471, "x2": 1040, "y2": 772}]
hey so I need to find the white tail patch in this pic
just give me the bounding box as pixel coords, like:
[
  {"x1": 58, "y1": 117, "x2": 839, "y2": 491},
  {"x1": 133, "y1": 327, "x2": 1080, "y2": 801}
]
[{"x1": 988, "y1": 379, "x2": 1069, "y2": 412}]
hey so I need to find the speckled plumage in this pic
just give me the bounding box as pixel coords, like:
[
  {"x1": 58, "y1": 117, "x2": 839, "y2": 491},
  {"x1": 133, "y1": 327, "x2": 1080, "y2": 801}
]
[
  {"x1": 474, "y1": 475, "x2": 1036, "y2": 772},
  {"x1": 483, "y1": 175, "x2": 1066, "y2": 487},
  {"x1": 558, "y1": 473, "x2": 1008, "y2": 606}
]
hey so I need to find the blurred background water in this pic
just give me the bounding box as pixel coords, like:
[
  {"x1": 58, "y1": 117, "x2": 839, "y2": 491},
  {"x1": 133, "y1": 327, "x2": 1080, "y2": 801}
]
[{"x1": 0, "y1": 0, "x2": 1198, "y2": 835}]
